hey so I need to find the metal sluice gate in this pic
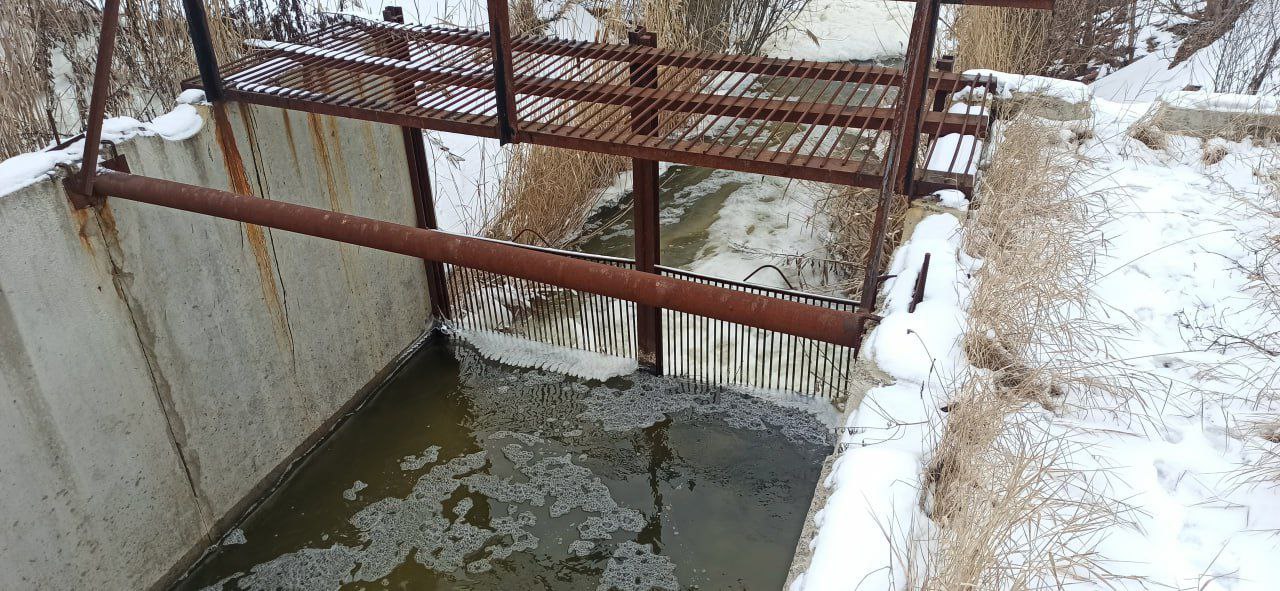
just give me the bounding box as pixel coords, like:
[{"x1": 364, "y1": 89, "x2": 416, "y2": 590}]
[
  {"x1": 446, "y1": 243, "x2": 859, "y2": 397},
  {"x1": 68, "y1": 0, "x2": 1052, "y2": 398}
]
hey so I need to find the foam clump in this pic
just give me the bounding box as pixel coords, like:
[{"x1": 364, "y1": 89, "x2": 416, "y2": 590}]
[{"x1": 597, "y1": 542, "x2": 679, "y2": 591}]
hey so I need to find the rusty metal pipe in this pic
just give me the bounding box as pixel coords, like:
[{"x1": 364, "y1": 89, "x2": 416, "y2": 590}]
[
  {"x1": 77, "y1": 0, "x2": 122, "y2": 198},
  {"x1": 91, "y1": 170, "x2": 867, "y2": 347}
]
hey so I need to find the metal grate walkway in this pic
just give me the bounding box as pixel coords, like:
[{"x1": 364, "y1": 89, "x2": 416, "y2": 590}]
[{"x1": 186, "y1": 18, "x2": 995, "y2": 192}]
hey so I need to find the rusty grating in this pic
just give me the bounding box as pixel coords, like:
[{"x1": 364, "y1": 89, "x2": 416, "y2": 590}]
[{"x1": 185, "y1": 18, "x2": 995, "y2": 193}]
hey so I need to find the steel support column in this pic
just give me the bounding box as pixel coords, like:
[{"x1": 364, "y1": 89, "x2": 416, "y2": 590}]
[
  {"x1": 182, "y1": 0, "x2": 224, "y2": 101},
  {"x1": 856, "y1": 0, "x2": 942, "y2": 345},
  {"x1": 384, "y1": 7, "x2": 452, "y2": 321},
  {"x1": 486, "y1": 0, "x2": 520, "y2": 143},
  {"x1": 70, "y1": 0, "x2": 122, "y2": 205},
  {"x1": 629, "y1": 28, "x2": 662, "y2": 373},
  {"x1": 891, "y1": 0, "x2": 944, "y2": 195}
]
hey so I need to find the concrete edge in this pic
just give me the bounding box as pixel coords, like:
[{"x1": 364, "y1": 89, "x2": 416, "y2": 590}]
[{"x1": 151, "y1": 327, "x2": 441, "y2": 590}]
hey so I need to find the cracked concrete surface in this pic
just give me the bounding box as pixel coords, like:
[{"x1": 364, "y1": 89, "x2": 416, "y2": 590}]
[{"x1": 0, "y1": 103, "x2": 431, "y2": 589}]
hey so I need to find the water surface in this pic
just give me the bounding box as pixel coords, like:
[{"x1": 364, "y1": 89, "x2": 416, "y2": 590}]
[{"x1": 179, "y1": 340, "x2": 829, "y2": 590}]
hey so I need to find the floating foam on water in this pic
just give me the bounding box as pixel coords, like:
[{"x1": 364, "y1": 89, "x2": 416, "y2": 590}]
[
  {"x1": 341, "y1": 480, "x2": 367, "y2": 501},
  {"x1": 215, "y1": 344, "x2": 828, "y2": 589},
  {"x1": 456, "y1": 329, "x2": 637, "y2": 381},
  {"x1": 598, "y1": 542, "x2": 679, "y2": 591},
  {"x1": 221, "y1": 529, "x2": 247, "y2": 546},
  {"x1": 398, "y1": 445, "x2": 441, "y2": 471}
]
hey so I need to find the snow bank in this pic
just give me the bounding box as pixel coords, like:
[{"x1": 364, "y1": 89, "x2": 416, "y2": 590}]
[
  {"x1": 0, "y1": 94, "x2": 206, "y2": 198},
  {"x1": 796, "y1": 213, "x2": 974, "y2": 590},
  {"x1": 765, "y1": 0, "x2": 911, "y2": 62},
  {"x1": 958, "y1": 69, "x2": 1092, "y2": 104},
  {"x1": 1161, "y1": 90, "x2": 1280, "y2": 114},
  {"x1": 925, "y1": 134, "x2": 980, "y2": 175}
]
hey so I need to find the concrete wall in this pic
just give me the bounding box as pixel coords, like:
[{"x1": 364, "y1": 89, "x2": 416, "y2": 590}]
[{"x1": 0, "y1": 102, "x2": 431, "y2": 589}]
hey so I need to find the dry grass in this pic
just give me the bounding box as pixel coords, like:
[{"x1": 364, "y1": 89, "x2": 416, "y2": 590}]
[
  {"x1": 0, "y1": 0, "x2": 319, "y2": 159},
  {"x1": 962, "y1": 116, "x2": 1132, "y2": 406},
  {"x1": 912, "y1": 115, "x2": 1143, "y2": 587},
  {"x1": 952, "y1": 0, "x2": 1140, "y2": 79},
  {"x1": 803, "y1": 185, "x2": 907, "y2": 297},
  {"x1": 485, "y1": 145, "x2": 629, "y2": 244},
  {"x1": 952, "y1": 6, "x2": 1051, "y2": 74},
  {"x1": 919, "y1": 379, "x2": 1132, "y2": 589}
]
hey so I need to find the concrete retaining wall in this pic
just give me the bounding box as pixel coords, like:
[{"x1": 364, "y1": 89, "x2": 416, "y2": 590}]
[{"x1": 0, "y1": 102, "x2": 431, "y2": 589}]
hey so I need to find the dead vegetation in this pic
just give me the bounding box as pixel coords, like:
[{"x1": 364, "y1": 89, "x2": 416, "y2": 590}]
[
  {"x1": 914, "y1": 115, "x2": 1141, "y2": 587},
  {"x1": 493, "y1": 0, "x2": 811, "y2": 245},
  {"x1": 0, "y1": 0, "x2": 326, "y2": 159},
  {"x1": 802, "y1": 186, "x2": 907, "y2": 297},
  {"x1": 951, "y1": 0, "x2": 1139, "y2": 78}
]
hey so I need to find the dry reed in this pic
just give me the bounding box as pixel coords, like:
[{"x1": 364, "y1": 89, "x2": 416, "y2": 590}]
[
  {"x1": 952, "y1": 6, "x2": 1051, "y2": 74},
  {"x1": 0, "y1": 0, "x2": 321, "y2": 159},
  {"x1": 914, "y1": 115, "x2": 1142, "y2": 587}
]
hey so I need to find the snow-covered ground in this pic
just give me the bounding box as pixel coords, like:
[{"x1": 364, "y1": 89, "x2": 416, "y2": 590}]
[{"x1": 792, "y1": 74, "x2": 1280, "y2": 588}]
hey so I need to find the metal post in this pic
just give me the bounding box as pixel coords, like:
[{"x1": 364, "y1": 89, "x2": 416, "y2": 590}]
[
  {"x1": 629, "y1": 28, "x2": 662, "y2": 374},
  {"x1": 890, "y1": 0, "x2": 943, "y2": 196},
  {"x1": 182, "y1": 0, "x2": 224, "y2": 101},
  {"x1": 932, "y1": 55, "x2": 955, "y2": 112},
  {"x1": 72, "y1": 0, "x2": 123, "y2": 205},
  {"x1": 385, "y1": 7, "x2": 452, "y2": 320},
  {"x1": 857, "y1": 0, "x2": 942, "y2": 341},
  {"x1": 486, "y1": 0, "x2": 520, "y2": 143}
]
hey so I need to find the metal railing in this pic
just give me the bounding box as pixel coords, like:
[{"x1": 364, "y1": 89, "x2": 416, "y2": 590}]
[{"x1": 443, "y1": 237, "x2": 858, "y2": 398}]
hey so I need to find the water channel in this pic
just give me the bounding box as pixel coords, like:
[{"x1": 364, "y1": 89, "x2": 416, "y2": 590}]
[
  {"x1": 178, "y1": 65, "x2": 904, "y2": 591},
  {"x1": 178, "y1": 341, "x2": 830, "y2": 590}
]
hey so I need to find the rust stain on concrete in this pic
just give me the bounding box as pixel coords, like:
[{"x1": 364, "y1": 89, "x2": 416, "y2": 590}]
[
  {"x1": 280, "y1": 108, "x2": 302, "y2": 168},
  {"x1": 69, "y1": 206, "x2": 96, "y2": 254},
  {"x1": 305, "y1": 113, "x2": 343, "y2": 213},
  {"x1": 212, "y1": 104, "x2": 292, "y2": 351}
]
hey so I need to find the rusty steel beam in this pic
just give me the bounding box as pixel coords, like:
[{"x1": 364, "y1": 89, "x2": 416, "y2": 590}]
[
  {"x1": 90, "y1": 170, "x2": 870, "y2": 347},
  {"x1": 182, "y1": 0, "x2": 224, "y2": 101},
  {"x1": 857, "y1": 0, "x2": 942, "y2": 331},
  {"x1": 74, "y1": 0, "x2": 122, "y2": 203},
  {"x1": 519, "y1": 124, "x2": 884, "y2": 187},
  {"x1": 384, "y1": 6, "x2": 452, "y2": 320},
  {"x1": 629, "y1": 27, "x2": 662, "y2": 374},
  {"x1": 486, "y1": 0, "x2": 520, "y2": 143},
  {"x1": 337, "y1": 19, "x2": 979, "y2": 92},
  {"x1": 892, "y1": 0, "x2": 944, "y2": 195}
]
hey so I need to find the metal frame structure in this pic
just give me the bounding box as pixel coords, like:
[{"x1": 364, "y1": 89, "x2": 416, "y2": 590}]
[{"x1": 68, "y1": 0, "x2": 1052, "y2": 393}]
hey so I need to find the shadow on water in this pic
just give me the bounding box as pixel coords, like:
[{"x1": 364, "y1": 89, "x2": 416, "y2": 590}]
[{"x1": 177, "y1": 339, "x2": 830, "y2": 590}]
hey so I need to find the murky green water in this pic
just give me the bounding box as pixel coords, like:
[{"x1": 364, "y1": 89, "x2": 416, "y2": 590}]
[{"x1": 178, "y1": 340, "x2": 830, "y2": 590}]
